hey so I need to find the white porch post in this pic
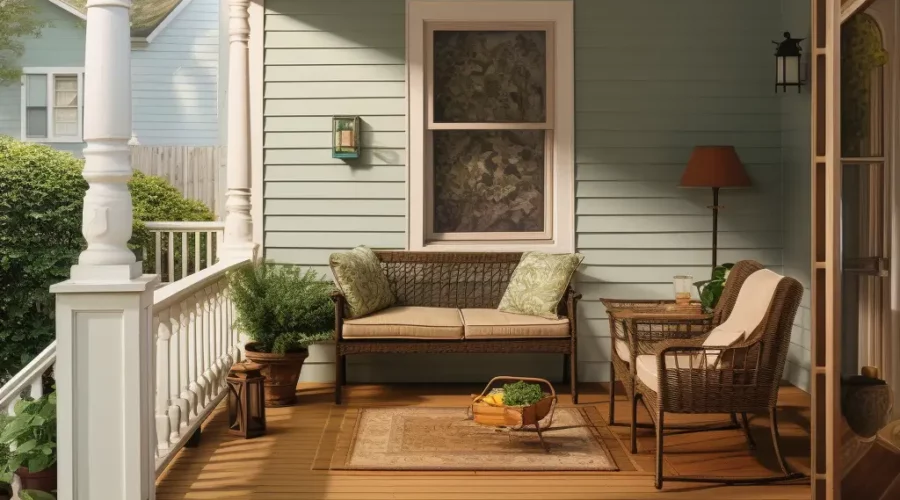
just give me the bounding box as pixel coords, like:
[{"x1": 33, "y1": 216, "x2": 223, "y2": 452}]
[
  {"x1": 51, "y1": 1, "x2": 159, "y2": 500},
  {"x1": 220, "y1": 0, "x2": 257, "y2": 261}
]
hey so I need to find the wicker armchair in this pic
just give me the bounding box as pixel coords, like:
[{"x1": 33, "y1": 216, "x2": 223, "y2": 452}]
[
  {"x1": 633, "y1": 272, "x2": 805, "y2": 489},
  {"x1": 601, "y1": 260, "x2": 764, "y2": 448}
]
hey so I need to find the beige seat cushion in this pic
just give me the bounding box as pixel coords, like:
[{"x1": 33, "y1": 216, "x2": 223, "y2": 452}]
[
  {"x1": 343, "y1": 306, "x2": 463, "y2": 340},
  {"x1": 460, "y1": 309, "x2": 569, "y2": 339},
  {"x1": 636, "y1": 353, "x2": 724, "y2": 394}
]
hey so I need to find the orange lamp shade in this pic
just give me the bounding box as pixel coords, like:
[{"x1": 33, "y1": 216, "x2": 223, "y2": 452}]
[{"x1": 679, "y1": 146, "x2": 752, "y2": 188}]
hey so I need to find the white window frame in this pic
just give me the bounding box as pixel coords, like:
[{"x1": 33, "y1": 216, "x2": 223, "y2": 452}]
[
  {"x1": 407, "y1": 0, "x2": 575, "y2": 252},
  {"x1": 20, "y1": 67, "x2": 85, "y2": 144}
]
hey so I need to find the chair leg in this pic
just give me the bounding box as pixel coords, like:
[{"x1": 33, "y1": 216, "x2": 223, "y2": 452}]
[
  {"x1": 630, "y1": 392, "x2": 639, "y2": 454},
  {"x1": 655, "y1": 410, "x2": 665, "y2": 490},
  {"x1": 740, "y1": 412, "x2": 757, "y2": 450},
  {"x1": 608, "y1": 364, "x2": 616, "y2": 425},
  {"x1": 570, "y1": 352, "x2": 578, "y2": 405},
  {"x1": 730, "y1": 412, "x2": 739, "y2": 427},
  {"x1": 769, "y1": 407, "x2": 792, "y2": 476}
]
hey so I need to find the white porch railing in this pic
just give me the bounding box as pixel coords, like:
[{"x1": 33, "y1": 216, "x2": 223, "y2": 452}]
[
  {"x1": 0, "y1": 342, "x2": 55, "y2": 416},
  {"x1": 0, "y1": 257, "x2": 250, "y2": 484},
  {"x1": 143, "y1": 221, "x2": 225, "y2": 284},
  {"x1": 151, "y1": 257, "x2": 250, "y2": 473}
]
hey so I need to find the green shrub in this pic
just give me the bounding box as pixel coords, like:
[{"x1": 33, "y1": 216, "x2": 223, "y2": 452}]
[
  {"x1": 501, "y1": 381, "x2": 545, "y2": 407},
  {"x1": 0, "y1": 137, "x2": 214, "y2": 381},
  {"x1": 229, "y1": 262, "x2": 334, "y2": 354},
  {"x1": 0, "y1": 391, "x2": 56, "y2": 476}
]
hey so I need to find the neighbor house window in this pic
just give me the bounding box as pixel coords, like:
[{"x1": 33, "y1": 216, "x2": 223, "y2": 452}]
[
  {"x1": 408, "y1": 1, "x2": 574, "y2": 252},
  {"x1": 22, "y1": 69, "x2": 84, "y2": 142}
]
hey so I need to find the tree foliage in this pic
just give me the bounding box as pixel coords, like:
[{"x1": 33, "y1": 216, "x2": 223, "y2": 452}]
[
  {"x1": 0, "y1": 137, "x2": 214, "y2": 381},
  {"x1": 0, "y1": 0, "x2": 49, "y2": 84}
]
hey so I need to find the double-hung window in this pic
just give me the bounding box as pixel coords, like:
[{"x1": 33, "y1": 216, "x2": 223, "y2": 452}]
[
  {"x1": 22, "y1": 68, "x2": 84, "y2": 143},
  {"x1": 408, "y1": 1, "x2": 574, "y2": 252}
]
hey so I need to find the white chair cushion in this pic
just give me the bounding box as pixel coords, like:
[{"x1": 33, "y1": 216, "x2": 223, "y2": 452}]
[
  {"x1": 636, "y1": 354, "x2": 695, "y2": 393},
  {"x1": 615, "y1": 339, "x2": 631, "y2": 361},
  {"x1": 702, "y1": 269, "x2": 784, "y2": 348}
]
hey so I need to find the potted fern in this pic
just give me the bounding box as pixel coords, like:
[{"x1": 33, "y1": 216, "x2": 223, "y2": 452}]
[
  {"x1": 0, "y1": 392, "x2": 57, "y2": 494},
  {"x1": 229, "y1": 262, "x2": 333, "y2": 406}
]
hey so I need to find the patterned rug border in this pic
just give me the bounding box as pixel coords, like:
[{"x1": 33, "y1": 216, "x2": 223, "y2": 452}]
[{"x1": 313, "y1": 406, "x2": 642, "y2": 473}]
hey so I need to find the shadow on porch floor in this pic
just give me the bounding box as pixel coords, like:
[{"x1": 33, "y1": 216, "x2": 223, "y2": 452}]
[{"x1": 155, "y1": 383, "x2": 811, "y2": 500}]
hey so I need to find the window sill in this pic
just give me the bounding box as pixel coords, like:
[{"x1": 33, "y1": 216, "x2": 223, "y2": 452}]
[{"x1": 409, "y1": 240, "x2": 575, "y2": 254}]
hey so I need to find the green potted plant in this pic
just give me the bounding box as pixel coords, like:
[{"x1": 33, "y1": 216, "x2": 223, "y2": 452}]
[
  {"x1": 0, "y1": 392, "x2": 57, "y2": 494},
  {"x1": 229, "y1": 262, "x2": 333, "y2": 406},
  {"x1": 694, "y1": 263, "x2": 734, "y2": 313}
]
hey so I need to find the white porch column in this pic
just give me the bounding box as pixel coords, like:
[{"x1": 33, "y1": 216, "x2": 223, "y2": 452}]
[
  {"x1": 51, "y1": 1, "x2": 159, "y2": 499},
  {"x1": 220, "y1": 0, "x2": 257, "y2": 261}
]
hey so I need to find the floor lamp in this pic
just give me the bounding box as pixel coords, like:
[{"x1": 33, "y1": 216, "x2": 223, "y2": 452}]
[{"x1": 679, "y1": 146, "x2": 752, "y2": 269}]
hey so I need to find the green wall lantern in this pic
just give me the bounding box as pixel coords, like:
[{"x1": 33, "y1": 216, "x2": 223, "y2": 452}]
[
  {"x1": 332, "y1": 116, "x2": 361, "y2": 159},
  {"x1": 773, "y1": 32, "x2": 805, "y2": 93}
]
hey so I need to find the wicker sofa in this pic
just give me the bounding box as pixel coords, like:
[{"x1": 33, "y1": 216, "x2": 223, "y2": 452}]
[{"x1": 332, "y1": 251, "x2": 581, "y2": 405}]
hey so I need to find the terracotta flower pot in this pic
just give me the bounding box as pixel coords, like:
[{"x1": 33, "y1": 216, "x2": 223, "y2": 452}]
[
  {"x1": 244, "y1": 343, "x2": 308, "y2": 407},
  {"x1": 16, "y1": 464, "x2": 57, "y2": 494}
]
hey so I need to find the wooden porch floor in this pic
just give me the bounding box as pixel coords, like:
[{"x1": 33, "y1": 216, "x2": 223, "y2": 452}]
[{"x1": 156, "y1": 383, "x2": 811, "y2": 500}]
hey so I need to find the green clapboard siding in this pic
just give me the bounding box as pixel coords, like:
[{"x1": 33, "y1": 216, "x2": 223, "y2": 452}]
[
  {"x1": 263, "y1": 0, "x2": 803, "y2": 386},
  {"x1": 780, "y1": 0, "x2": 811, "y2": 392}
]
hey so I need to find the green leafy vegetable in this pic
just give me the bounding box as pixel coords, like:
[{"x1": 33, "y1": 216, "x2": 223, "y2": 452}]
[
  {"x1": 501, "y1": 381, "x2": 544, "y2": 407},
  {"x1": 693, "y1": 263, "x2": 734, "y2": 313}
]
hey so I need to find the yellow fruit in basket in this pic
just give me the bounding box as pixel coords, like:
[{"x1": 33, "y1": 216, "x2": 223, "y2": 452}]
[{"x1": 482, "y1": 393, "x2": 504, "y2": 406}]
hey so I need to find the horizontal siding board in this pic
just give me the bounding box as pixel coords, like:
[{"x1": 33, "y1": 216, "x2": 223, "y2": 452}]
[
  {"x1": 265, "y1": 116, "x2": 406, "y2": 132},
  {"x1": 577, "y1": 231, "x2": 783, "y2": 249},
  {"x1": 265, "y1": 14, "x2": 405, "y2": 32},
  {"x1": 579, "y1": 249, "x2": 782, "y2": 267},
  {"x1": 266, "y1": 30, "x2": 404, "y2": 49},
  {"x1": 265, "y1": 216, "x2": 405, "y2": 232},
  {"x1": 266, "y1": 232, "x2": 406, "y2": 249},
  {"x1": 265, "y1": 65, "x2": 405, "y2": 82},
  {"x1": 576, "y1": 197, "x2": 781, "y2": 216},
  {"x1": 265, "y1": 165, "x2": 407, "y2": 182},
  {"x1": 265, "y1": 81, "x2": 405, "y2": 98},
  {"x1": 576, "y1": 163, "x2": 777, "y2": 181},
  {"x1": 265, "y1": 148, "x2": 404, "y2": 165},
  {"x1": 264, "y1": 98, "x2": 405, "y2": 116},
  {"x1": 265, "y1": 199, "x2": 406, "y2": 216},
  {"x1": 265, "y1": 131, "x2": 405, "y2": 149},
  {"x1": 264, "y1": 181, "x2": 406, "y2": 199},
  {"x1": 265, "y1": 48, "x2": 404, "y2": 65}
]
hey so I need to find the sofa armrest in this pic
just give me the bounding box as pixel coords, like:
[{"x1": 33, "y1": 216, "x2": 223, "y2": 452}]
[
  {"x1": 560, "y1": 286, "x2": 581, "y2": 331},
  {"x1": 331, "y1": 289, "x2": 346, "y2": 340}
]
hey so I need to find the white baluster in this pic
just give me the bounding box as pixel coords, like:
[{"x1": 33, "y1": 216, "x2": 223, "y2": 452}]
[
  {"x1": 185, "y1": 295, "x2": 201, "y2": 418},
  {"x1": 215, "y1": 281, "x2": 229, "y2": 383},
  {"x1": 29, "y1": 377, "x2": 44, "y2": 400},
  {"x1": 167, "y1": 232, "x2": 175, "y2": 283},
  {"x1": 154, "y1": 231, "x2": 162, "y2": 276},
  {"x1": 154, "y1": 310, "x2": 171, "y2": 454},
  {"x1": 168, "y1": 303, "x2": 185, "y2": 442},
  {"x1": 209, "y1": 283, "x2": 223, "y2": 389},
  {"x1": 201, "y1": 286, "x2": 216, "y2": 398},
  {"x1": 192, "y1": 290, "x2": 208, "y2": 407}
]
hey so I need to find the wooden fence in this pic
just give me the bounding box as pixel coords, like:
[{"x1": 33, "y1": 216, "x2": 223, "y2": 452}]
[{"x1": 131, "y1": 146, "x2": 223, "y2": 214}]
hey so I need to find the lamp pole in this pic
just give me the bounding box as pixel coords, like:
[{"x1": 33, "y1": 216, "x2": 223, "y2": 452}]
[{"x1": 711, "y1": 187, "x2": 720, "y2": 269}]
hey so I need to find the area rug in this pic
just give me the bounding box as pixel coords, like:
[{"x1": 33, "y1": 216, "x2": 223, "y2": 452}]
[{"x1": 315, "y1": 406, "x2": 623, "y2": 471}]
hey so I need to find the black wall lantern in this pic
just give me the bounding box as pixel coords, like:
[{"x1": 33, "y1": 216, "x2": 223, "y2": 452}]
[{"x1": 773, "y1": 32, "x2": 805, "y2": 93}]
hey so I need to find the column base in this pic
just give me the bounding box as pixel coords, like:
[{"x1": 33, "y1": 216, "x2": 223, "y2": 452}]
[
  {"x1": 218, "y1": 242, "x2": 259, "y2": 263},
  {"x1": 64, "y1": 262, "x2": 145, "y2": 285}
]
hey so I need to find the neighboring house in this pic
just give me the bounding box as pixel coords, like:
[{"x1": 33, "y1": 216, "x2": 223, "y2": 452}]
[{"x1": 0, "y1": 0, "x2": 223, "y2": 156}]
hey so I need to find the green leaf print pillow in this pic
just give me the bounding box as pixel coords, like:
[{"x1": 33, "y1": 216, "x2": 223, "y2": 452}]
[
  {"x1": 498, "y1": 251, "x2": 584, "y2": 319},
  {"x1": 329, "y1": 246, "x2": 395, "y2": 318}
]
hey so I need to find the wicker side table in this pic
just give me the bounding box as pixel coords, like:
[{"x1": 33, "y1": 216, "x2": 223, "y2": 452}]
[{"x1": 600, "y1": 299, "x2": 712, "y2": 429}]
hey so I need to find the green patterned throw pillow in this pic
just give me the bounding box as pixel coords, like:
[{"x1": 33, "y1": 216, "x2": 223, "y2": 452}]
[
  {"x1": 498, "y1": 251, "x2": 584, "y2": 319},
  {"x1": 329, "y1": 246, "x2": 395, "y2": 319}
]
